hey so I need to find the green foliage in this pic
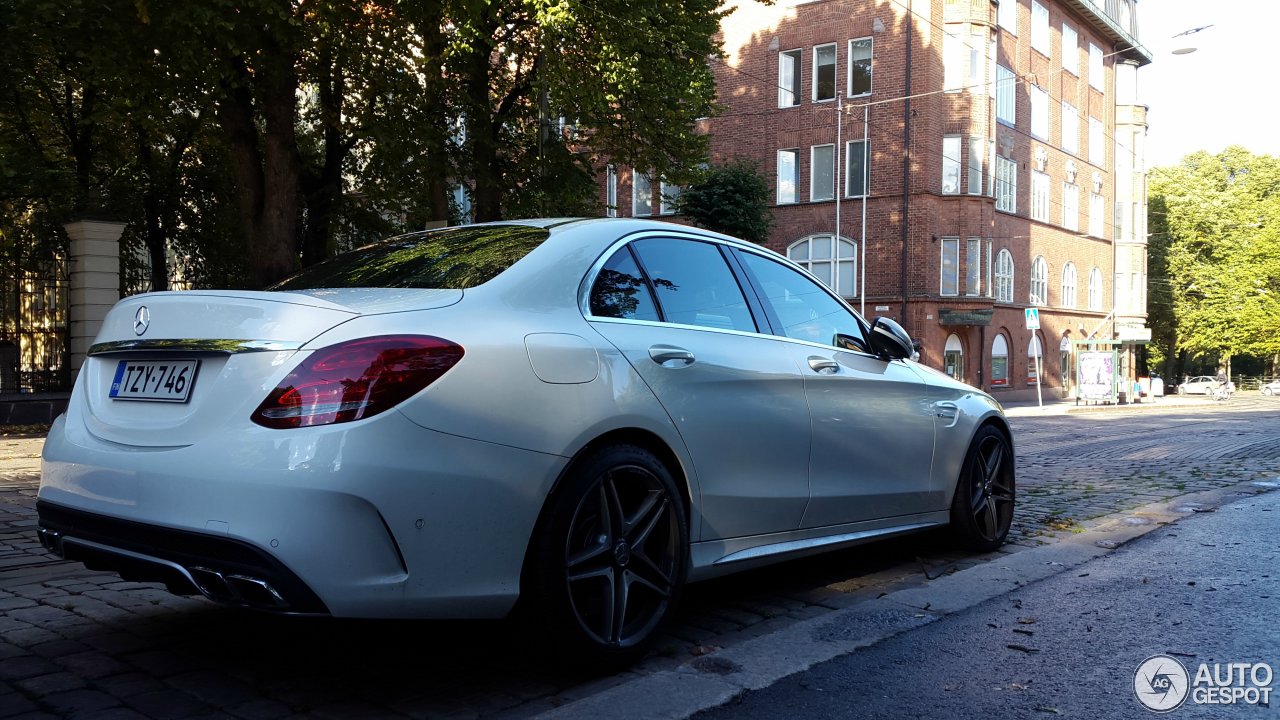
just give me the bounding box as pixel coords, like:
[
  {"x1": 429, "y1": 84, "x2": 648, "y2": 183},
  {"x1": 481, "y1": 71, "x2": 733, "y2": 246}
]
[
  {"x1": 1149, "y1": 147, "x2": 1280, "y2": 373},
  {"x1": 673, "y1": 160, "x2": 775, "y2": 244}
]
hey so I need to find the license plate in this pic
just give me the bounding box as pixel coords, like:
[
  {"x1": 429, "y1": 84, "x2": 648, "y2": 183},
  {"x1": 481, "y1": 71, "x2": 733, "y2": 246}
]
[{"x1": 109, "y1": 360, "x2": 200, "y2": 403}]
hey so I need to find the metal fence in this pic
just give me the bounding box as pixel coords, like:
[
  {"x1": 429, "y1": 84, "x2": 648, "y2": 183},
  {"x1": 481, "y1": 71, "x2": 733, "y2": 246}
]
[{"x1": 0, "y1": 253, "x2": 70, "y2": 394}]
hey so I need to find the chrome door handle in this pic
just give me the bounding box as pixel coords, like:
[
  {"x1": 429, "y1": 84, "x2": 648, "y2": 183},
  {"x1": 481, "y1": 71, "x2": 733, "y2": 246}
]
[
  {"x1": 649, "y1": 345, "x2": 695, "y2": 366},
  {"x1": 808, "y1": 357, "x2": 839, "y2": 374}
]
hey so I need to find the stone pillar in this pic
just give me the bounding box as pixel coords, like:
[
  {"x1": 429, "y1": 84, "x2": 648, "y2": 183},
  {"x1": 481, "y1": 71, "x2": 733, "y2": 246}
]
[{"x1": 64, "y1": 219, "x2": 124, "y2": 380}]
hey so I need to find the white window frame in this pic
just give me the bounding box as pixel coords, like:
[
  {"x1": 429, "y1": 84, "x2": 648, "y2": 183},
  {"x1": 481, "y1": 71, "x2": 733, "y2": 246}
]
[
  {"x1": 848, "y1": 38, "x2": 873, "y2": 97},
  {"x1": 659, "y1": 180, "x2": 681, "y2": 215},
  {"x1": 1088, "y1": 266, "x2": 1103, "y2": 310},
  {"x1": 1030, "y1": 84, "x2": 1049, "y2": 139},
  {"x1": 1062, "y1": 182, "x2": 1080, "y2": 231},
  {"x1": 1089, "y1": 43, "x2": 1104, "y2": 91},
  {"x1": 789, "y1": 234, "x2": 858, "y2": 297},
  {"x1": 845, "y1": 140, "x2": 869, "y2": 198},
  {"x1": 1030, "y1": 255, "x2": 1048, "y2": 306},
  {"x1": 996, "y1": 156, "x2": 1017, "y2": 213},
  {"x1": 1089, "y1": 117, "x2": 1105, "y2": 166},
  {"x1": 1062, "y1": 101, "x2": 1079, "y2": 155},
  {"x1": 779, "y1": 49, "x2": 802, "y2": 107},
  {"x1": 632, "y1": 172, "x2": 653, "y2": 216},
  {"x1": 605, "y1": 165, "x2": 618, "y2": 217},
  {"x1": 1062, "y1": 23, "x2": 1078, "y2": 75},
  {"x1": 1061, "y1": 262, "x2": 1078, "y2": 308},
  {"x1": 941, "y1": 237, "x2": 960, "y2": 296},
  {"x1": 1031, "y1": 170, "x2": 1050, "y2": 222},
  {"x1": 1089, "y1": 192, "x2": 1105, "y2": 237},
  {"x1": 998, "y1": 0, "x2": 1017, "y2": 33},
  {"x1": 996, "y1": 65, "x2": 1016, "y2": 125},
  {"x1": 1031, "y1": 1, "x2": 1050, "y2": 56},
  {"x1": 995, "y1": 248, "x2": 1015, "y2": 303},
  {"x1": 813, "y1": 43, "x2": 837, "y2": 102},
  {"x1": 810, "y1": 144, "x2": 835, "y2": 201},
  {"x1": 942, "y1": 136, "x2": 962, "y2": 195}
]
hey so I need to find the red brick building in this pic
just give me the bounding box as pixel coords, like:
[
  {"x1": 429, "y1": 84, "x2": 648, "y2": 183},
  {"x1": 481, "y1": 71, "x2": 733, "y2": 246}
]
[{"x1": 604, "y1": 0, "x2": 1152, "y2": 402}]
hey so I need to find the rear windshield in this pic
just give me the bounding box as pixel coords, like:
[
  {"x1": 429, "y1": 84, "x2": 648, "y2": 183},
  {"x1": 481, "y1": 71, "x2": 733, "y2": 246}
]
[{"x1": 271, "y1": 225, "x2": 550, "y2": 290}]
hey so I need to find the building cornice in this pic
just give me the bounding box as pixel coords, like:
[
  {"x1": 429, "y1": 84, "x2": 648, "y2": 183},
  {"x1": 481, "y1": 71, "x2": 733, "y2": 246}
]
[{"x1": 1059, "y1": 0, "x2": 1153, "y2": 66}]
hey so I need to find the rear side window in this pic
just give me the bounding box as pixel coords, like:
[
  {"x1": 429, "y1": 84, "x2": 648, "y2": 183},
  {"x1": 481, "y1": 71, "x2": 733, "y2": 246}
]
[
  {"x1": 589, "y1": 248, "x2": 660, "y2": 321},
  {"x1": 630, "y1": 238, "x2": 756, "y2": 333},
  {"x1": 271, "y1": 225, "x2": 550, "y2": 290}
]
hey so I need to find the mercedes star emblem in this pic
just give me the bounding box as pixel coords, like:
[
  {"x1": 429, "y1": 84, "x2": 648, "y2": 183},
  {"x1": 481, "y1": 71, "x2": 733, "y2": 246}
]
[{"x1": 133, "y1": 305, "x2": 150, "y2": 336}]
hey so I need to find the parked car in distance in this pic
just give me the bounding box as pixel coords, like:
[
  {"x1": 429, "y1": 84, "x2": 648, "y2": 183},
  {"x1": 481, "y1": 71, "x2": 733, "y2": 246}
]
[
  {"x1": 1262, "y1": 379, "x2": 1280, "y2": 396},
  {"x1": 38, "y1": 218, "x2": 1016, "y2": 668},
  {"x1": 1178, "y1": 375, "x2": 1235, "y2": 395}
]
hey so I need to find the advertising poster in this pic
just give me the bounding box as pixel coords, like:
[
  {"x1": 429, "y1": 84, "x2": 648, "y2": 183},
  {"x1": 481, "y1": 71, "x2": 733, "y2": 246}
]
[{"x1": 1078, "y1": 351, "x2": 1114, "y2": 400}]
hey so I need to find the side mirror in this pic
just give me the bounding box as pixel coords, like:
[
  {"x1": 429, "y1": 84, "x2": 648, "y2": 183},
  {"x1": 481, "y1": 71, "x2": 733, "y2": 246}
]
[{"x1": 868, "y1": 317, "x2": 913, "y2": 360}]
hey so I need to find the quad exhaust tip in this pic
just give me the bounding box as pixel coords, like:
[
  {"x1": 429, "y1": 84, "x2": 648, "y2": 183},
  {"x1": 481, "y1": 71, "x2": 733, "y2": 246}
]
[{"x1": 189, "y1": 566, "x2": 287, "y2": 609}]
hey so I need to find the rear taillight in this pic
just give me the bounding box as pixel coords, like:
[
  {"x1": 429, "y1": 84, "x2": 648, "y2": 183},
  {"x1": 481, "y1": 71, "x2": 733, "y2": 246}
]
[{"x1": 251, "y1": 335, "x2": 464, "y2": 429}]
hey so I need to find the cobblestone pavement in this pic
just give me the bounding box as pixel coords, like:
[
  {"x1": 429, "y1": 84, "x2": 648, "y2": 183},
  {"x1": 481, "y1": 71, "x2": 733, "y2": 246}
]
[{"x1": 1, "y1": 396, "x2": 1278, "y2": 719}]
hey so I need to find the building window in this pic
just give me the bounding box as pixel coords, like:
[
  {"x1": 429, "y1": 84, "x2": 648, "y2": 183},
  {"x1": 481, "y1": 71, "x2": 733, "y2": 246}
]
[
  {"x1": 941, "y1": 237, "x2": 960, "y2": 296},
  {"x1": 845, "y1": 140, "x2": 869, "y2": 197},
  {"x1": 996, "y1": 65, "x2": 1016, "y2": 125},
  {"x1": 995, "y1": 248, "x2": 1014, "y2": 303},
  {"x1": 1062, "y1": 23, "x2": 1078, "y2": 75},
  {"x1": 966, "y1": 237, "x2": 982, "y2": 296},
  {"x1": 944, "y1": 30, "x2": 964, "y2": 92},
  {"x1": 659, "y1": 181, "x2": 681, "y2": 215},
  {"x1": 942, "y1": 136, "x2": 962, "y2": 194},
  {"x1": 944, "y1": 334, "x2": 964, "y2": 382},
  {"x1": 1089, "y1": 43, "x2": 1104, "y2": 91},
  {"x1": 1030, "y1": 255, "x2": 1048, "y2": 305},
  {"x1": 453, "y1": 184, "x2": 472, "y2": 224},
  {"x1": 987, "y1": 140, "x2": 996, "y2": 196},
  {"x1": 605, "y1": 165, "x2": 617, "y2": 217},
  {"x1": 811, "y1": 144, "x2": 835, "y2": 201},
  {"x1": 1062, "y1": 262, "x2": 1078, "y2": 308},
  {"x1": 632, "y1": 172, "x2": 653, "y2": 216},
  {"x1": 779, "y1": 49, "x2": 801, "y2": 107},
  {"x1": 1089, "y1": 117, "x2": 1105, "y2": 166},
  {"x1": 1088, "y1": 266, "x2": 1103, "y2": 310},
  {"x1": 1031, "y1": 1, "x2": 1049, "y2": 56},
  {"x1": 1063, "y1": 182, "x2": 1080, "y2": 231},
  {"x1": 814, "y1": 43, "x2": 837, "y2": 102},
  {"x1": 968, "y1": 28, "x2": 985, "y2": 92},
  {"x1": 968, "y1": 136, "x2": 984, "y2": 195},
  {"x1": 848, "y1": 38, "x2": 872, "y2": 96},
  {"x1": 1027, "y1": 333, "x2": 1043, "y2": 384},
  {"x1": 1031, "y1": 170, "x2": 1050, "y2": 222},
  {"x1": 789, "y1": 235, "x2": 857, "y2": 297},
  {"x1": 995, "y1": 156, "x2": 1017, "y2": 213},
  {"x1": 1089, "y1": 192, "x2": 1105, "y2": 237},
  {"x1": 991, "y1": 333, "x2": 1010, "y2": 387},
  {"x1": 778, "y1": 149, "x2": 799, "y2": 204},
  {"x1": 1062, "y1": 102, "x2": 1079, "y2": 155},
  {"x1": 1030, "y1": 84, "x2": 1049, "y2": 139},
  {"x1": 986, "y1": 239, "x2": 994, "y2": 298},
  {"x1": 997, "y1": 0, "x2": 1017, "y2": 33}
]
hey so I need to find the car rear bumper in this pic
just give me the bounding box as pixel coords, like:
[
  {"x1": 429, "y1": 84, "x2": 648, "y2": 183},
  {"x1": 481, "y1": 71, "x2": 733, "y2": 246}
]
[{"x1": 39, "y1": 409, "x2": 567, "y2": 619}]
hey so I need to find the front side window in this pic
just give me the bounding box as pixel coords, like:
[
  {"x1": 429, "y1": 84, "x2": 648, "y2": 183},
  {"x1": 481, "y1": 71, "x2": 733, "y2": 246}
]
[
  {"x1": 1030, "y1": 255, "x2": 1048, "y2": 305},
  {"x1": 996, "y1": 156, "x2": 1017, "y2": 213},
  {"x1": 940, "y1": 237, "x2": 960, "y2": 296},
  {"x1": 996, "y1": 65, "x2": 1016, "y2": 124},
  {"x1": 845, "y1": 140, "x2": 869, "y2": 197},
  {"x1": 1088, "y1": 266, "x2": 1103, "y2": 310},
  {"x1": 739, "y1": 250, "x2": 865, "y2": 347},
  {"x1": 630, "y1": 238, "x2": 755, "y2": 332},
  {"x1": 1031, "y1": 1, "x2": 1049, "y2": 55},
  {"x1": 811, "y1": 144, "x2": 835, "y2": 201},
  {"x1": 778, "y1": 149, "x2": 799, "y2": 204},
  {"x1": 849, "y1": 38, "x2": 873, "y2": 96},
  {"x1": 788, "y1": 235, "x2": 857, "y2": 297},
  {"x1": 1031, "y1": 84, "x2": 1049, "y2": 139},
  {"x1": 942, "y1": 136, "x2": 962, "y2": 194},
  {"x1": 814, "y1": 43, "x2": 837, "y2": 101},
  {"x1": 991, "y1": 333, "x2": 1010, "y2": 387},
  {"x1": 589, "y1": 246, "x2": 659, "y2": 321},
  {"x1": 1031, "y1": 171, "x2": 1050, "y2": 222},
  {"x1": 1061, "y1": 262, "x2": 1078, "y2": 308},
  {"x1": 779, "y1": 49, "x2": 802, "y2": 107},
  {"x1": 995, "y1": 248, "x2": 1014, "y2": 302},
  {"x1": 633, "y1": 172, "x2": 653, "y2": 216}
]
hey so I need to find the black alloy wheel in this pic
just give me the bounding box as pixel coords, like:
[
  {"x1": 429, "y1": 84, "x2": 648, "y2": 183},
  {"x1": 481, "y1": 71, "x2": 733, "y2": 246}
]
[
  {"x1": 950, "y1": 425, "x2": 1016, "y2": 551},
  {"x1": 527, "y1": 444, "x2": 687, "y2": 669}
]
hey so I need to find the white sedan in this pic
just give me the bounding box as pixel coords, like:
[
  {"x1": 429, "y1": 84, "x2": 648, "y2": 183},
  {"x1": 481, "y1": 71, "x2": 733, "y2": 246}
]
[
  {"x1": 1178, "y1": 375, "x2": 1234, "y2": 395},
  {"x1": 38, "y1": 218, "x2": 1015, "y2": 667}
]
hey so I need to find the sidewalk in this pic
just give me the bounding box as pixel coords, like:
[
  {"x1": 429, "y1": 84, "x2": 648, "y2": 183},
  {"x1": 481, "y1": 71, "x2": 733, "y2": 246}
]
[{"x1": 1000, "y1": 391, "x2": 1211, "y2": 417}]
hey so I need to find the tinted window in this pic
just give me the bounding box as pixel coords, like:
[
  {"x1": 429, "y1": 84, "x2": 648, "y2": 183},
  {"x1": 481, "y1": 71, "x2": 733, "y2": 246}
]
[
  {"x1": 738, "y1": 251, "x2": 866, "y2": 348},
  {"x1": 630, "y1": 239, "x2": 756, "y2": 333},
  {"x1": 271, "y1": 225, "x2": 549, "y2": 290},
  {"x1": 589, "y1": 248, "x2": 659, "y2": 321}
]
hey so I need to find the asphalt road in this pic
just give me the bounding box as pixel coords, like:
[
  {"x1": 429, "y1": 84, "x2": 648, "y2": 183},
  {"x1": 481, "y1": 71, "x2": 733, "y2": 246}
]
[{"x1": 695, "y1": 490, "x2": 1280, "y2": 720}]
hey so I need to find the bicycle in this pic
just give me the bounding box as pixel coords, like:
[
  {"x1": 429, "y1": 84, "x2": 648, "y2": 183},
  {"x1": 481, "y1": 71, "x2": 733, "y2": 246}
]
[{"x1": 1214, "y1": 384, "x2": 1233, "y2": 401}]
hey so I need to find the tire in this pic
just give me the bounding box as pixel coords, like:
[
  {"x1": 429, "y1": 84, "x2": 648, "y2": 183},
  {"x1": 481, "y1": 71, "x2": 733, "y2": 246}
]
[
  {"x1": 1265, "y1": 387, "x2": 1273, "y2": 396},
  {"x1": 525, "y1": 444, "x2": 688, "y2": 671},
  {"x1": 949, "y1": 425, "x2": 1016, "y2": 552}
]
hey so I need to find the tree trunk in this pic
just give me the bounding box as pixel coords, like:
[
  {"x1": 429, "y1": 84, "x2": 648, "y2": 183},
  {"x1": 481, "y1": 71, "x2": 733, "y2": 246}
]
[{"x1": 301, "y1": 48, "x2": 345, "y2": 267}]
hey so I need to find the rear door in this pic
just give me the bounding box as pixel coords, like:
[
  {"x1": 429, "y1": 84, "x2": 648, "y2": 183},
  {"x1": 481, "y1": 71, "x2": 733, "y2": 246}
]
[{"x1": 585, "y1": 235, "x2": 812, "y2": 541}]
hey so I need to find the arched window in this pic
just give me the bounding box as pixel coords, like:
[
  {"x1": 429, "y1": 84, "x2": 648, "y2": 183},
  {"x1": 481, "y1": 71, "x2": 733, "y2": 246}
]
[
  {"x1": 944, "y1": 334, "x2": 964, "y2": 382},
  {"x1": 1030, "y1": 256, "x2": 1048, "y2": 306},
  {"x1": 1088, "y1": 266, "x2": 1103, "y2": 310},
  {"x1": 995, "y1": 249, "x2": 1014, "y2": 303},
  {"x1": 788, "y1": 235, "x2": 858, "y2": 298},
  {"x1": 1060, "y1": 335, "x2": 1072, "y2": 392},
  {"x1": 1061, "y1": 262, "x2": 1078, "y2": 309},
  {"x1": 1027, "y1": 333, "x2": 1043, "y2": 385},
  {"x1": 991, "y1": 333, "x2": 1010, "y2": 387}
]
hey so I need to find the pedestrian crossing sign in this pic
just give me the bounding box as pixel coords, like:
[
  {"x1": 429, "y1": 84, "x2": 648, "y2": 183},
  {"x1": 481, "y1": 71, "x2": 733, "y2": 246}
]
[{"x1": 1025, "y1": 307, "x2": 1040, "y2": 330}]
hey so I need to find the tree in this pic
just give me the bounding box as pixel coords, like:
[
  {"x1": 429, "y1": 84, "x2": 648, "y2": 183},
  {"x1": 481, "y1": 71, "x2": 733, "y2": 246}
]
[{"x1": 673, "y1": 160, "x2": 774, "y2": 243}]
